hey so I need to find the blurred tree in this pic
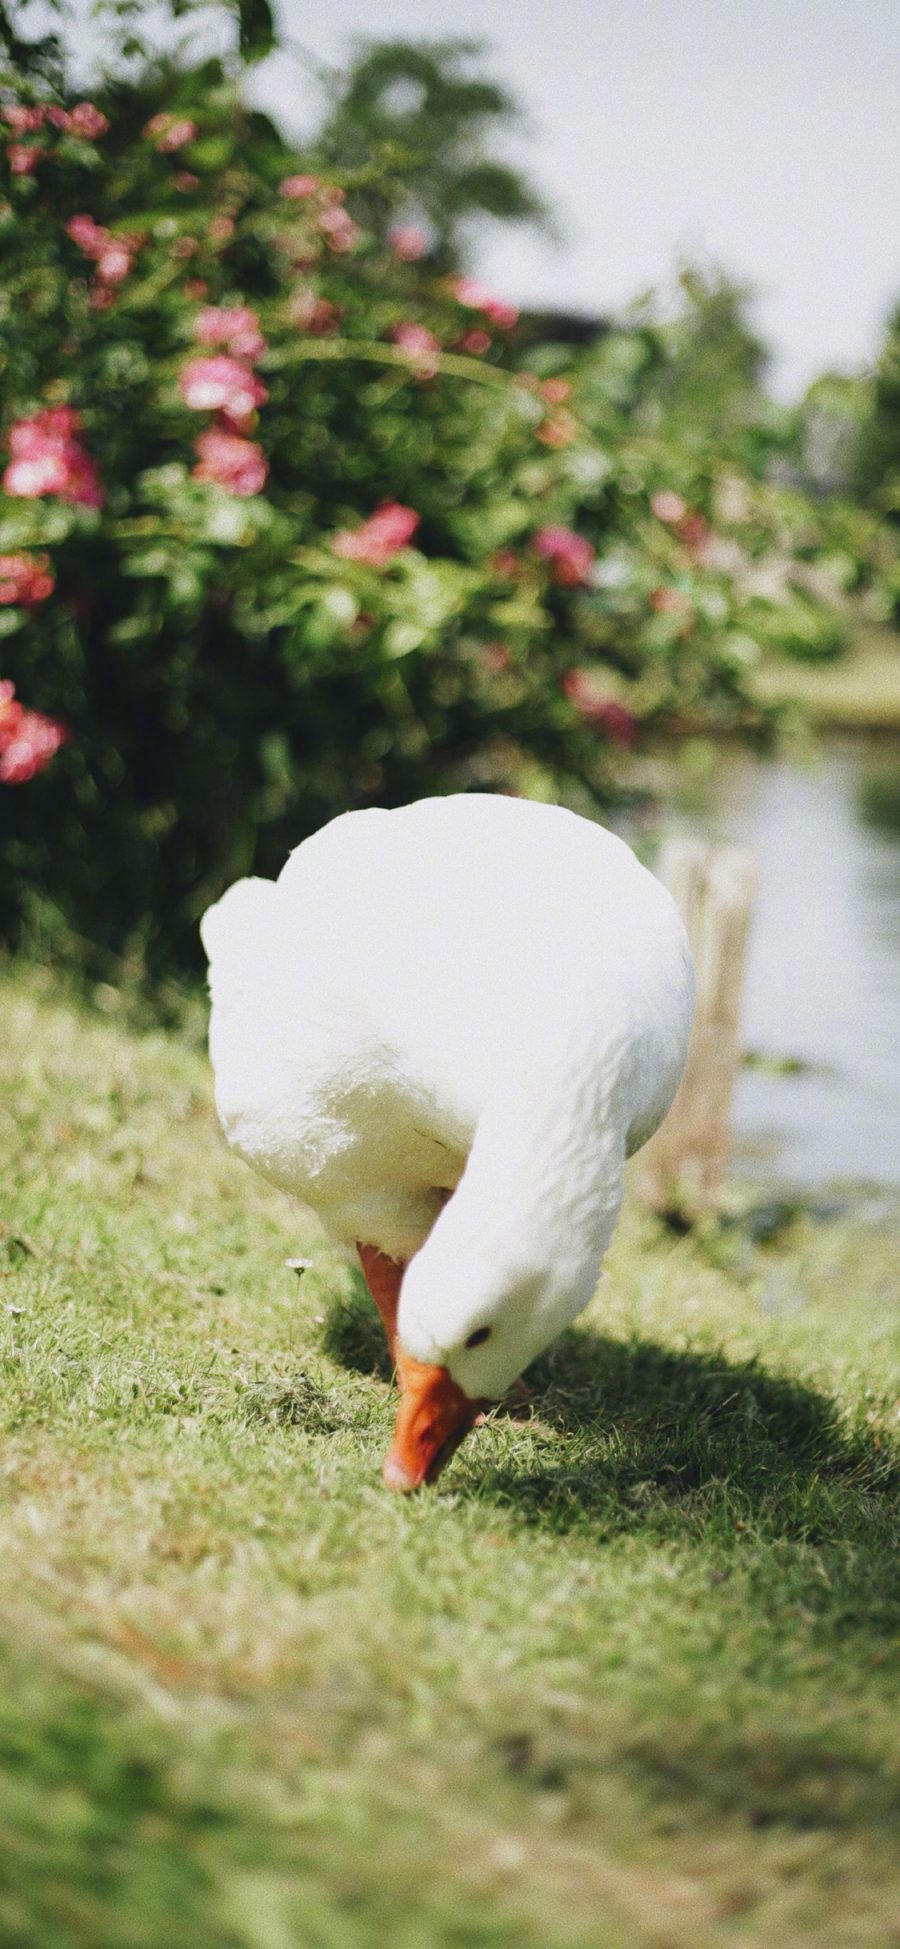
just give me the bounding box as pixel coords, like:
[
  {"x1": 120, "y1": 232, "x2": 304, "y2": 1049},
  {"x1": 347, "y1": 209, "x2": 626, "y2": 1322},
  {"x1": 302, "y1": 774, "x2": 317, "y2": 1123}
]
[
  {"x1": 855, "y1": 299, "x2": 900, "y2": 519},
  {"x1": 798, "y1": 371, "x2": 874, "y2": 499},
  {"x1": 88, "y1": 0, "x2": 275, "y2": 67},
  {"x1": 313, "y1": 38, "x2": 549, "y2": 270},
  {"x1": 637, "y1": 264, "x2": 790, "y2": 471},
  {"x1": 1, "y1": 0, "x2": 67, "y2": 86}
]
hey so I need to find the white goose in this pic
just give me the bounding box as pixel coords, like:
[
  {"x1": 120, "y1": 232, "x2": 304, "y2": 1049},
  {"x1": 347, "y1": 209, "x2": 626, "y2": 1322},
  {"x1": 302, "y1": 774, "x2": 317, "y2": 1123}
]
[{"x1": 201, "y1": 794, "x2": 694, "y2": 1489}]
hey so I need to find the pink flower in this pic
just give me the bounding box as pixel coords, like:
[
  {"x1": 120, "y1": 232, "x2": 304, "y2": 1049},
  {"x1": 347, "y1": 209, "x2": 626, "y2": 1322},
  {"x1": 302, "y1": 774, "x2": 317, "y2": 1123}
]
[
  {"x1": 535, "y1": 409, "x2": 578, "y2": 449},
  {"x1": 289, "y1": 289, "x2": 342, "y2": 335},
  {"x1": 459, "y1": 329, "x2": 492, "y2": 357},
  {"x1": 192, "y1": 427, "x2": 268, "y2": 497},
  {"x1": 650, "y1": 492, "x2": 711, "y2": 557},
  {"x1": 563, "y1": 671, "x2": 638, "y2": 746},
  {"x1": 485, "y1": 300, "x2": 517, "y2": 330},
  {"x1": 0, "y1": 682, "x2": 68, "y2": 783},
  {"x1": 390, "y1": 322, "x2": 440, "y2": 378},
  {"x1": 172, "y1": 170, "x2": 200, "y2": 193},
  {"x1": 65, "y1": 213, "x2": 107, "y2": 257},
  {"x1": 178, "y1": 356, "x2": 267, "y2": 421},
  {"x1": 650, "y1": 490, "x2": 688, "y2": 526},
  {"x1": 533, "y1": 525, "x2": 595, "y2": 587},
  {"x1": 3, "y1": 105, "x2": 45, "y2": 133},
  {"x1": 451, "y1": 277, "x2": 489, "y2": 306},
  {"x1": 96, "y1": 242, "x2": 134, "y2": 284},
  {"x1": 317, "y1": 204, "x2": 360, "y2": 253},
  {"x1": 45, "y1": 107, "x2": 72, "y2": 131},
  {"x1": 649, "y1": 586, "x2": 692, "y2": 615},
  {"x1": 541, "y1": 378, "x2": 572, "y2": 405},
  {"x1": 480, "y1": 641, "x2": 512, "y2": 674},
  {"x1": 66, "y1": 215, "x2": 141, "y2": 284},
  {"x1": 8, "y1": 144, "x2": 42, "y2": 175},
  {"x1": 68, "y1": 102, "x2": 109, "y2": 139},
  {"x1": 675, "y1": 511, "x2": 710, "y2": 555},
  {"x1": 332, "y1": 501, "x2": 420, "y2": 568},
  {"x1": 143, "y1": 113, "x2": 197, "y2": 152},
  {"x1": 4, "y1": 408, "x2": 104, "y2": 508},
  {"x1": 450, "y1": 277, "x2": 518, "y2": 330},
  {"x1": 209, "y1": 214, "x2": 235, "y2": 244},
  {"x1": 388, "y1": 223, "x2": 428, "y2": 262},
  {"x1": 11, "y1": 404, "x2": 81, "y2": 447},
  {"x1": 193, "y1": 305, "x2": 267, "y2": 362},
  {"x1": 279, "y1": 174, "x2": 320, "y2": 200},
  {"x1": 0, "y1": 552, "x2": 54, "y2": 606}
]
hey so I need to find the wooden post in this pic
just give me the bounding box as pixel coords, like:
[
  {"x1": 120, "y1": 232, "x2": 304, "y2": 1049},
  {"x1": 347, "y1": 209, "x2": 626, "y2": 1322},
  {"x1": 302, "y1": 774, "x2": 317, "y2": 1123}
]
[{"x1": 636, "y1": 837, "x2": 757, "y2": 1218}]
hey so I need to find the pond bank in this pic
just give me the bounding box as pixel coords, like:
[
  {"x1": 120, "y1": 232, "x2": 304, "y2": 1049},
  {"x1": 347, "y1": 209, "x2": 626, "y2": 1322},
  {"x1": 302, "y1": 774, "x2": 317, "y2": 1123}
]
[
  {"x1": 751, "y1": 624, "x2": 900, "y2": 730},
  {"x1": 648, "y1": 731, "x2": 900, "y2": 1193}
]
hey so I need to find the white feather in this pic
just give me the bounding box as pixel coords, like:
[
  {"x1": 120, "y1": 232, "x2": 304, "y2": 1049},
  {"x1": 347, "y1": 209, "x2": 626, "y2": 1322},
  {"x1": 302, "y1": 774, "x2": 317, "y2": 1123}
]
[{"x1": 202, "y1": 795, "x2": 694, "y2": 1396}]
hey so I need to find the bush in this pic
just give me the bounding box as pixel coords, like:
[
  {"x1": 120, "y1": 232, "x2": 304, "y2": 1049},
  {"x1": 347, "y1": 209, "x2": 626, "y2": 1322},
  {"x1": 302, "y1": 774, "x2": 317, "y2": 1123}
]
[
  {"x1": 743, "y1": 598, "x2": 848, "y2": 664},
  {"x1": 0, "y1": 55, "x2": 889, "y2": 977}
]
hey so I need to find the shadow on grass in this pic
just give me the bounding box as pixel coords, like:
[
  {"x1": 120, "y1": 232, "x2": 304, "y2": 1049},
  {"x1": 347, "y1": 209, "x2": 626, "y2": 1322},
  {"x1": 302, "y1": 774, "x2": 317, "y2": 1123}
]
[
  {"x1": 321, "y1": 1280, "x2": 900, "y2": 1637},
  {"x1": 485, "y1": 1323, "x2": 900, "y2": 1514},
  {"x1": 319, "y1": 1280, "x2": 395, "y2": 1383},
  {"x1": 474, "y1": 1327, "x2": 900, "y2": 1657}
]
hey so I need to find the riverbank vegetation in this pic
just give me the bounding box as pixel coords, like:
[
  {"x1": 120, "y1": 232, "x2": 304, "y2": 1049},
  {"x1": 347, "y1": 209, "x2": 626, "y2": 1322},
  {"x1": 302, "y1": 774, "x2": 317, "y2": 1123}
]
[
  {"x1": 751, "y1": 622, "x2": 900, "y2": 729},
  {"x1": 2, "y1": 15, "x2": 898, "y2": 979}
]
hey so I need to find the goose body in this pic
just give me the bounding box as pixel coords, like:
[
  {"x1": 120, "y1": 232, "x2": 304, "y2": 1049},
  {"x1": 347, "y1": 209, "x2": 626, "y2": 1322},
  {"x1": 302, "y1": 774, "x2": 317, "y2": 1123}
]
[{"x1": 202, "y1": 794, "x2": 694, "y2": 1483}]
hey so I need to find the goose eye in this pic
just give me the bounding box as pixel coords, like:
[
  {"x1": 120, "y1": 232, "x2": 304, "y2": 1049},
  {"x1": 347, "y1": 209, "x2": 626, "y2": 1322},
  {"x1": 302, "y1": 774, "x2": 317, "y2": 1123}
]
[{"x1": 465, "y1": 1325, "x2": 492, "y2": 1349}]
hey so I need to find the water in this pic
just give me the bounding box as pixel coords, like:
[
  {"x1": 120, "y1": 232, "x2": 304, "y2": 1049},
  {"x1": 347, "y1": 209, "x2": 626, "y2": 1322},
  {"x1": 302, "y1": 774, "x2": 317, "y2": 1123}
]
[{"x1": 668, "y1": 738, "x2": 900, "y2": 1190}]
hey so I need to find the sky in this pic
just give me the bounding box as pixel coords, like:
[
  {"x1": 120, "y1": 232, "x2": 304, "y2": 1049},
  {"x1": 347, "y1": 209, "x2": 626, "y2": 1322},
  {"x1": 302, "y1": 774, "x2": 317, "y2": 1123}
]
[{"x1": 61, "y1": 0, "x2": 900, "y2": 399}]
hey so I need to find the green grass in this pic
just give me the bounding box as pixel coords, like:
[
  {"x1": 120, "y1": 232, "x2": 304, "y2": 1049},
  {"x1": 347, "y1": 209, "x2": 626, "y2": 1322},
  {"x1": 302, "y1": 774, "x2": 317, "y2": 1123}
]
[{"x1": 0, "y1": 958, "x2": 898, "y2": 1949}]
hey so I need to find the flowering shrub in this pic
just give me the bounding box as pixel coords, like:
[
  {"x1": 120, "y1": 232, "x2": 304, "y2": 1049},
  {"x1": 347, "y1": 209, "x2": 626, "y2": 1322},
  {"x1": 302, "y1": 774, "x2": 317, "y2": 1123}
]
[
  {"x1": 332, "y1": 503, "x2": 421, "y2": 567},
  {"x1": 193, "y1": 305, "x2": 267, "y2": 361},
  {"x1": 390, "y1": 322, "x2": 441, "y2": 378},
  {"x1": 192, "y1": 426, "x2": 268, "y2": 497},
  {"x1": 177, "y1": 355, "x2": 266, "y2": 421},
  {"x1": 0, "y1": 681, "x2": 67, "y2": 784},
  {"x1": 0, "y1": 59, "x2": 889, "y2": 974},
  {"x1": 388, "y1": 224, "x2": 429, "y2": 263},
  {"x1": 3, "y1": 408, "x2": 104, "y2": 508},
  {"x1": 533, "y1": 526, "x2": 596, "y2": 588},
  {"x1": 0, "y1": 553, "x2": 54, "y2": 606},
  {"x1": 450, "y1": 278, "x2": 519, "y2": 332},
  {"x1": 143, "y1": 113, "x2": 198, "y2": 153}
]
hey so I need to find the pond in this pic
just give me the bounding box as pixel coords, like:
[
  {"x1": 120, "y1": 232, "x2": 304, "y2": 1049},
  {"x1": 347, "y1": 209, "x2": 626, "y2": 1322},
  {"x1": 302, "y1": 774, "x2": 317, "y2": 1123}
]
[{"x1": 663, "y1": 736, "x2": 900, "y2": 1192}]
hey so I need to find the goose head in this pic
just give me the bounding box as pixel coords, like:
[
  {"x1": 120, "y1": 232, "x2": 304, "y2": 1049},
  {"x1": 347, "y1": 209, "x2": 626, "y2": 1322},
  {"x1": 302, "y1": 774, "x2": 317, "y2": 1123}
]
[
  {"x1": 382, "y1": 1232, "x2": 601, "y2": 1492},
  {"x1": 378, "y1": 997, "x2": 644, "y2": 1491}
]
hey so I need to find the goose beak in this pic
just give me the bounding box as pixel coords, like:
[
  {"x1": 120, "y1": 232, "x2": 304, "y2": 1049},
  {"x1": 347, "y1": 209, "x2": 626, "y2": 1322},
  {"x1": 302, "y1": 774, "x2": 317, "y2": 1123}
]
[{"x1": 382, "y1": 1351, "x2": 481, "y2": 1492}]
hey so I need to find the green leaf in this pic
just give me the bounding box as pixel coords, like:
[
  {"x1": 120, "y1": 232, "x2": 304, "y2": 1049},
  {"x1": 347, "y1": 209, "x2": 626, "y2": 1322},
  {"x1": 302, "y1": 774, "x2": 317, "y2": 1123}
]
[
  {"x1": 184, "y1": 136, "x2": 233, "y2": 171},
  {"x1": 235, "y1": 0, "x2": 275, "y2": 62},
  {"x1": 383, "y1": 619, "x2": 426, "y2": 658},
  {"x1": 319, "y1": 585, "x2": 359, "y2": 628},
  {"x1": 205, "y1": 500, "x2": 255, "y2": 546}
]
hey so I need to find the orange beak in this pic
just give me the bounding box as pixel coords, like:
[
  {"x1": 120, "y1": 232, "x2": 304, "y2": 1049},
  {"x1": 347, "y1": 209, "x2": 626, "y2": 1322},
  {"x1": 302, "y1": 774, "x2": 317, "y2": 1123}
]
[{"x1": 382, "y1": 1349, "x2": 483, "y2": 1493}]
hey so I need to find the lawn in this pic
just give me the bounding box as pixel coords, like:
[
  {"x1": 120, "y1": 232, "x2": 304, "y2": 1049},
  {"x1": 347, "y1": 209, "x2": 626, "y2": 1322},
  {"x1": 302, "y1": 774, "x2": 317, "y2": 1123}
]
[{"x1": 0, "y1": 957, "x2": 898, "y2": 1949}]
